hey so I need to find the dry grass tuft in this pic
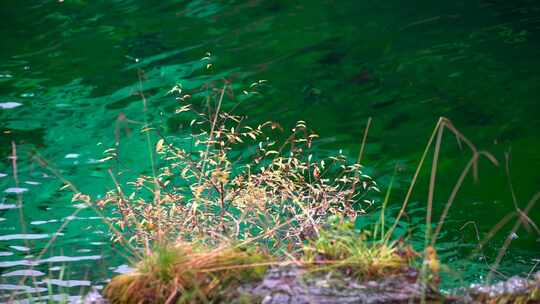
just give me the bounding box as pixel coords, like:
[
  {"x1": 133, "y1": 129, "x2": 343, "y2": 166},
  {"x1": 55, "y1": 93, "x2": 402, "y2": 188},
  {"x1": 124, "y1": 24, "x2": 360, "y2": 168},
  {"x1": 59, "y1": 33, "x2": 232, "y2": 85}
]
[{"x1": 104, "y1": 243, "x2": 268, "y2": 303}]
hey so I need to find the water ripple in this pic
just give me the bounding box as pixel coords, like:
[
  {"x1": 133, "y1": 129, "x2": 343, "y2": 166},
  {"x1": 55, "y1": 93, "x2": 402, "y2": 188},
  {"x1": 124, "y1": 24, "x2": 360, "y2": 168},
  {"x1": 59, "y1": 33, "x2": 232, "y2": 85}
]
[
  {"x1": 0, "y1": 102, "x2": 22, "y2": 109},
  {"x1": 2, "y1": 269, "x2": 46, "y2": 277},
  {"x1": 0, "y1": 234, "x2": 49, "y2": 241},
  {"x1": 0, "y1": 204, "x2": 18, "y2": 210},
  {"x1": 3, "y1": 187, "x2": 29, "y2": 194},
  {"x1": 43, "y1": 279, "x2": 92, "y2": 287},
  {"x1": 0, "y1": 284, "x2": 47, "y2": 293},
  {"x1": 41, "y1": 255, "x2": 102, "y2": 263},
  {"x1": 0, "y1": 254, "x2": 102, "y2": 268}
]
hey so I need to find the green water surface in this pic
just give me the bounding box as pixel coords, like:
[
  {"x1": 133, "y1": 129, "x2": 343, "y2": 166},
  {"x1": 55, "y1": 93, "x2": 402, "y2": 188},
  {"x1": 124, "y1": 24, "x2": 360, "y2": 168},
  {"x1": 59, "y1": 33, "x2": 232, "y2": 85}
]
[{"x1": 0, "y1": 0, "x2": 539, "y2": 299}]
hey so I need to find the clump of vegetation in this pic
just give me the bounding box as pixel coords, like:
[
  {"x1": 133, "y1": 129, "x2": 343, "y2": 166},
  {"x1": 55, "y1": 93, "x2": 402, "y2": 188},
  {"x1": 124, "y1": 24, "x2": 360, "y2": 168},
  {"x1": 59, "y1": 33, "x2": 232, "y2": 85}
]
[
  {"x1": 88, "y1": 75, "x2": 398, "y2": 303},
  {"x1": 302, "y1": 218, "x2": 419, "y2": 280},
  {"x1": 92, "y1": 80, "x2": 378, "y2": 251},
  {"x1": 104, "y1": 243, "x2": 268, "y2": 303},
  {"x1": 89, "y1": 76, "x2": 384, "y2": 303}
]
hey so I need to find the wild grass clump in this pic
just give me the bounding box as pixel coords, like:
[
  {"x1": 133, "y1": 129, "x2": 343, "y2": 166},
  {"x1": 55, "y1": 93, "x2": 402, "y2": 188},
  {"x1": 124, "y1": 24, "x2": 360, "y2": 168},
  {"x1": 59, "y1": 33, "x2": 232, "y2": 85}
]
[
  {"x1": 93, "y1": 79, "x2": 379, "y2": 251},
  {"x1": 89, "y1": 76, "x2": 391, "y2": 303},
  {"x1": 104, "y1": 243, "x2": 268, "y2": 303},
  {"x1": 302, "y1": 217, "x2": 418, "y2": 280}
]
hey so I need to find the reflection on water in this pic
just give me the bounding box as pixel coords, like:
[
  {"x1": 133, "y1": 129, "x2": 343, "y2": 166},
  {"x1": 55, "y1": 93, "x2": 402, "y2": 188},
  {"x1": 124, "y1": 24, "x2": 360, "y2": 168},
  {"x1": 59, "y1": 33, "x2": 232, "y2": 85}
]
[
  {"x1": 1, "y1": 0, "x2": 539, "y2": 299},
  {"x1": 0, "y1": 284, "x2": 47, "y2": 293},
  {"x1": 0, "y1": 234, "x2": 49, "y2": 241},
  {"x1": 0, "y1": 255, "x2": 102, "y2": 268},
  {"x1": 3, "y1": 187, "x2": 28, "y2": 194},
  {"x1": 43, "y1": 279, "x2": 92, "y2": 288},
  {"x1": 2, "y1": 269, "x2": 45, "y2": 277},
  {"x1": 0, "y1": 103, "x2": 22, "y2": 110}
]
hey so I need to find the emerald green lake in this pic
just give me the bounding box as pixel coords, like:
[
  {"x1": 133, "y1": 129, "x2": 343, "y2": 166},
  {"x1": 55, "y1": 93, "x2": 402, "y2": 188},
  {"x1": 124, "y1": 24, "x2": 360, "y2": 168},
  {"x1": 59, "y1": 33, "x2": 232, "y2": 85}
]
[{"x1": 1, "y1": 0, "x2": 539, "y2": 299}]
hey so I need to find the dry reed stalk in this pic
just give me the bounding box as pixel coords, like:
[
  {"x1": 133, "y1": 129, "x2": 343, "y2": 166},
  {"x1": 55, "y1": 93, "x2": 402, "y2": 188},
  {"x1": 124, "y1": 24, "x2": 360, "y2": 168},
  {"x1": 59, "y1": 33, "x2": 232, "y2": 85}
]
[{"x1": 487, "y1": 192, "x2": 540, "y2": 282}]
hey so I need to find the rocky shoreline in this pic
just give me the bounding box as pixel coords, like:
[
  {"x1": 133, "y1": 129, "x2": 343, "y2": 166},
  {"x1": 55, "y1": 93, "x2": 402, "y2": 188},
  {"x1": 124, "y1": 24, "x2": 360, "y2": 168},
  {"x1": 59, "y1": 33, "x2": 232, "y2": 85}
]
[
  {"x1": 84, "y1": 268, "x2": 539, "y2": 303},
  {"x1": 239, "y1": 266, "x2": 539, "y2": 304}
]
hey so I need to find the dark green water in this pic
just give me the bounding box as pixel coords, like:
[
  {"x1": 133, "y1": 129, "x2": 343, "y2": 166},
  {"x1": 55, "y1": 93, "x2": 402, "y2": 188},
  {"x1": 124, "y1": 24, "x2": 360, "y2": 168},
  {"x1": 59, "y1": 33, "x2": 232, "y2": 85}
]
[{"x1": 1, "y1": 0, "x2": 539, "y2": 299}]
